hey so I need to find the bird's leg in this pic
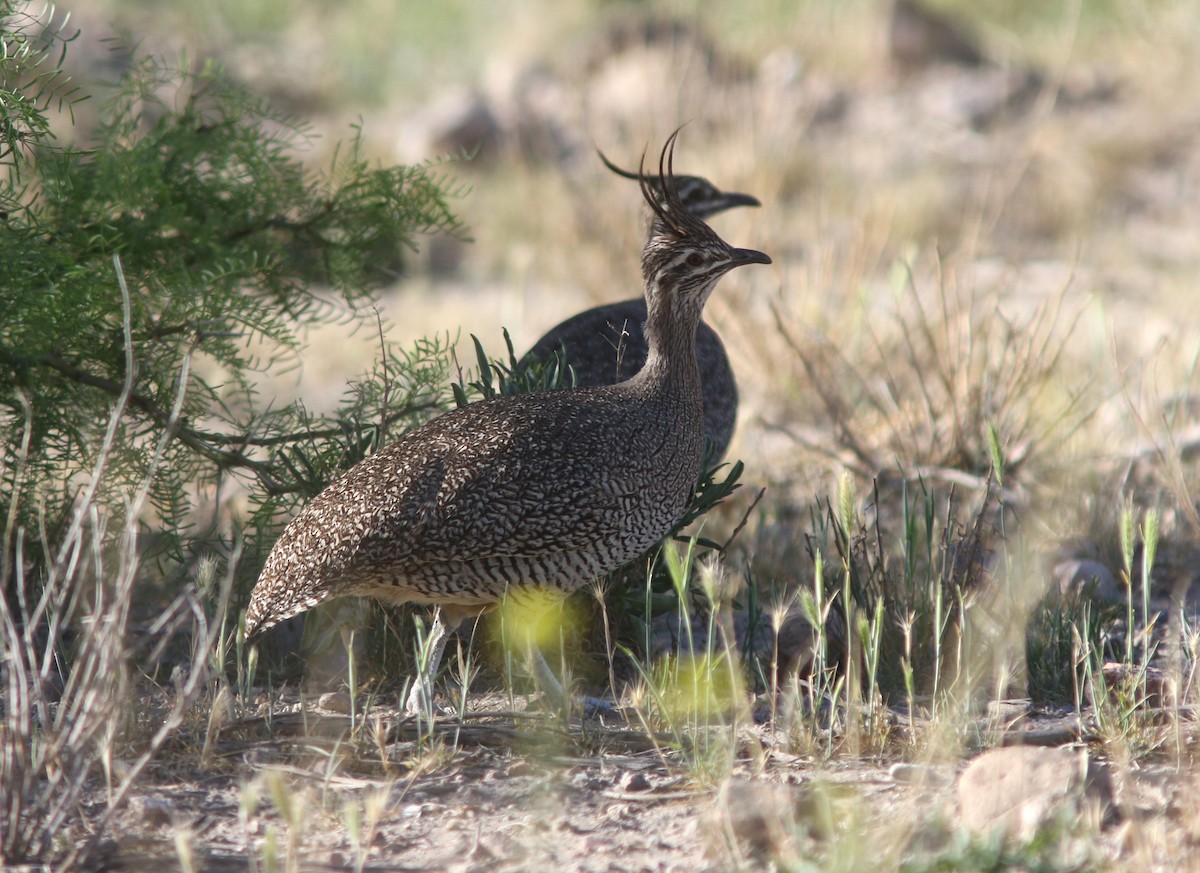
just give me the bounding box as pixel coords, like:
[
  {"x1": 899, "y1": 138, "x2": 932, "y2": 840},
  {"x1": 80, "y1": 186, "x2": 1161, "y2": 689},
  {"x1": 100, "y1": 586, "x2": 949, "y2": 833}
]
[
  {"x1": 528, "y1": 644, "x2": 570, "y2": 712},
  {"x1": 527, "y1": 644, "x2": 615, "y2": 719},
  {"x1": 404, "y1": 607, "x2": 451, "y2": 718},
  {"x1": 405, "y1": 604, "x2": 487, "y2": 719}
]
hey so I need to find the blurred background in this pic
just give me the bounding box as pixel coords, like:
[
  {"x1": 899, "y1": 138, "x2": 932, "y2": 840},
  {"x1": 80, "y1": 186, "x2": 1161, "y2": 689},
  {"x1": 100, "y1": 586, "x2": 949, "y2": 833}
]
[
  {"x1": 45, "y1": 0, "x2": 1200, "y2": 601},
  {"x1": 8, "y1": 6, "x2": 1200, "y2": 866}
]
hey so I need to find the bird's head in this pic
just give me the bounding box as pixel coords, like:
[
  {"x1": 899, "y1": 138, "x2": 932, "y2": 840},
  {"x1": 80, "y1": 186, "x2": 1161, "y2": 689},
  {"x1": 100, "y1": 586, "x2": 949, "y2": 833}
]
[
  {"x1": 598, "y1": 147, "x2": 760, "y2": 221},
  {"x1": 638, "y1": 131, "x2": 771, "y2": 318}
]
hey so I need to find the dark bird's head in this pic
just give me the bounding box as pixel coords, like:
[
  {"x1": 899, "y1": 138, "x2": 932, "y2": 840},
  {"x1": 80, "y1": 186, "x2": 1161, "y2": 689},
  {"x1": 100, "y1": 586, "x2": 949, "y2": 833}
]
[
  {"x1": 637, "y1": 131, "x2": 771, "y2": 323},
  {"x1": 599, "y1": 148, "x2": 760, "y2": 221}
]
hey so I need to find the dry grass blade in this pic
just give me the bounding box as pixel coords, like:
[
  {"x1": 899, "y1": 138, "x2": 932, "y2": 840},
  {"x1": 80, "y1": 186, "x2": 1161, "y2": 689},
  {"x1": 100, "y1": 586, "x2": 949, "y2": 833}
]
[
  {"x1": 0, "y1": 259, "x2": 236, "y2": 869},
  {"x1": 771, "y1": 246, "x2": 1091, "y2": 497},
  {"x1": 768, "y1": 302, "x2": 875, "y2": 475}
]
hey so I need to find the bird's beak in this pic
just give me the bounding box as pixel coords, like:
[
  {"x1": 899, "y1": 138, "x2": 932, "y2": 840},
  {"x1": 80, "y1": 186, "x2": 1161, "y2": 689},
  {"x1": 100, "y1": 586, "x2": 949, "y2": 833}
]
[
  {"x1": 729, "y1": 247, "x2": 772, "y2": 268},
  {"x1": 719, "y1": 191, "x2": 762, "y2": 210}
]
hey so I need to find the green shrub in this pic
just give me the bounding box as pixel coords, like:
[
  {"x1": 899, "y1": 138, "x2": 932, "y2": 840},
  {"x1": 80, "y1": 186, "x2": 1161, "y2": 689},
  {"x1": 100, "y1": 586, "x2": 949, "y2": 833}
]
[
  {"x1": 1, "y1": 6, "x2": 465, "y2": 590},
  {"x1": 0, "y1": 4, "x2": 462, "y2": 864}
]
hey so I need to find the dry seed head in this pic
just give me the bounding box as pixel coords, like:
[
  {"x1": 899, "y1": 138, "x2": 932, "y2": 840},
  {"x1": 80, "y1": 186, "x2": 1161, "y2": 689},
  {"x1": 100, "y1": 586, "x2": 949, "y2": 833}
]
[
  {"x1": 769, "y1": 595, "x2": 797, "y2": 633},
  {"x1": 837, "y1": 469, "x2": 858, "y2": 530},
  {"x1": 697, "y1": 555, "x2": 739, "y2": 608}
]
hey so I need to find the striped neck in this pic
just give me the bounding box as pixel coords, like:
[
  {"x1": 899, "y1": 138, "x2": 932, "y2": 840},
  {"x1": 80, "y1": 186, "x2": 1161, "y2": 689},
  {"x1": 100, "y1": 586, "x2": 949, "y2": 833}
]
[{"x1": 632, "y1": 276, "x2": 705, "y2": 398}]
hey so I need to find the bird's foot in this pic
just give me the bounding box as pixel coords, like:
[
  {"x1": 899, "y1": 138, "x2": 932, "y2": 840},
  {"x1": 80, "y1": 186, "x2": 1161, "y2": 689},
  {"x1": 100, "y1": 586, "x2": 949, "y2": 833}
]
[
  {"x1": 530, "y1": 689, "x2": 623, "y2": 722},
  {"x1": 527, "y1": 647, "x2": 623, "y2": 721},
  {"x1": 404, "y1": 681, "x2": 456, "y2": 720},
  {"x1": 577, "y1": 694, "x2": 622, "y2": 721}
]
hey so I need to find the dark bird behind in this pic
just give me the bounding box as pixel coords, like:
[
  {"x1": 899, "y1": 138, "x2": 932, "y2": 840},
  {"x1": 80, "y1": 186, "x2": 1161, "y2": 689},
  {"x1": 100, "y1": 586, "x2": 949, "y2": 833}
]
[
  {"x1": 244, "y1": 132, "x2": 771, "y2": 712},
  {"x1": 518, "y1": 152, "x2": 761, "y2": 462}
]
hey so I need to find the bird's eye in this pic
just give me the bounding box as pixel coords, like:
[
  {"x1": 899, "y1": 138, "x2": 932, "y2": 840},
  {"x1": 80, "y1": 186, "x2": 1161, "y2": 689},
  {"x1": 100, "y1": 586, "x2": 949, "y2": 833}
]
[{"x1": 686, "y1": 252, "x2": 704, "y2": 267}]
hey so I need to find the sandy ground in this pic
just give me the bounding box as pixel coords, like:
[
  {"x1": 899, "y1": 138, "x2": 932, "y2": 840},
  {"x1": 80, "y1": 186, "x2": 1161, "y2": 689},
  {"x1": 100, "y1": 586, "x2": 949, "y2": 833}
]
[{"x1": 87, "y1": 690, "x2": 1184, "y2": 872}]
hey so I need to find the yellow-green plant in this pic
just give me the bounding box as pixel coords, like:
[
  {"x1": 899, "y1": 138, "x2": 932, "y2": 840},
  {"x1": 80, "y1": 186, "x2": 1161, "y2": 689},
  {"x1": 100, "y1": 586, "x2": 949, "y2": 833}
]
[{"x1": 623, "y1": 539, "x2": 746, "y2": 783}]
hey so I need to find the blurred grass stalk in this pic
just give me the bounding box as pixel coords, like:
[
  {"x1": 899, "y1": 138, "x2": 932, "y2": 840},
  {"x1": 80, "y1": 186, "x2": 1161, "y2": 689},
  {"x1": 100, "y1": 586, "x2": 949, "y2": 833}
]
[{"x1": 625, "y1": 538, "x2": 745, "y2": 784}]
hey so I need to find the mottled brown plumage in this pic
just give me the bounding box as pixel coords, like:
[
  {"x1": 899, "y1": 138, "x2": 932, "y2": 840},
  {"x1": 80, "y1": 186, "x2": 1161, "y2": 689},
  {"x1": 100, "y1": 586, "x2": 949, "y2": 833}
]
[
  {"x1": 518, "y1": 155, "x2": 759, "y2": 462},
  {"x1": 244, "y1": 133, "x2": 770, "y2": 708}
]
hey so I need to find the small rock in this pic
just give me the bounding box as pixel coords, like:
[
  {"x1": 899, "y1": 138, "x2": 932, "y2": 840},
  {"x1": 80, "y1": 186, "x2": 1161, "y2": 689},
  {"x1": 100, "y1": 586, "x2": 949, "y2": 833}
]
[
  {"x1": 622, "y1": 772, "x2": 652, "y2": 792},
  {"x1": 507, "y1": 760, "x2": 537, "y2": 777},
  {"x1": 1001, "y1": 725, "x2": 1086, "y2": 747},
  {"x1": 242, "y1": 747, "x2": 283, "y2": 767},
  {"x1": 957, "y1": 746, "x2": 1113, "y2": 841},
  {"x1": 570, "y1": 770, "x2": 610, "y2": 791},
  {"x1": 889, "y1": 763, "x2": 952, "y2": 787},
  {"x1": 986, "y1": 698, "x2": 1031, "y2": 727},
  {"x1": 318, "y1": 691, "x2": 353, "y2": 714},
  {"x1": 131, "y1": 795, "x2": 175, "y2": 827}
]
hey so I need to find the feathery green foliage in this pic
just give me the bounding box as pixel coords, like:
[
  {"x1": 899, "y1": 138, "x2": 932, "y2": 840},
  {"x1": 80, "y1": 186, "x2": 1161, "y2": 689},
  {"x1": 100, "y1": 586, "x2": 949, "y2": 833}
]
[
  {"x1": 1, "y1": 9, "x2": 464, "y2": 592},
  {"x1": 0, "y1": 7, "x2": 463, "y2": 864},
  {"x1": 0, "y1": 3, "x2": 81, "y2": 189}
]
